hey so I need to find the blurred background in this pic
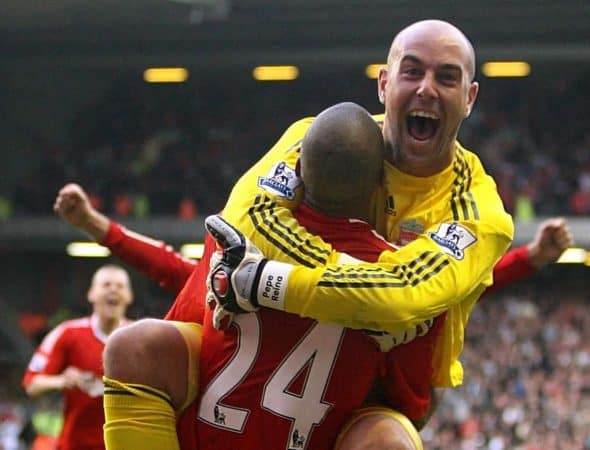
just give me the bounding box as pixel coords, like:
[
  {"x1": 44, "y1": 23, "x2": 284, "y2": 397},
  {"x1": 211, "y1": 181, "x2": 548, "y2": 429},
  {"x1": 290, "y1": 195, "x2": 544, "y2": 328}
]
[{"x1": 0, "y1": 1, "x2": 589, "y2": 448}]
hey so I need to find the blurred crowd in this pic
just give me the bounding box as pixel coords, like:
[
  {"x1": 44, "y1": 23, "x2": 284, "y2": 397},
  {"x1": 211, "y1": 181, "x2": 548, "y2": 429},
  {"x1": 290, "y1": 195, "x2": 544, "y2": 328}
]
[
  {"x1": 5, "y1": 70, "x2": 590, "y2": 219},
  {"x1": 423, "y1": 282, "x2": 590, "y2": 450},
  {"x1": 1, "y1": 278, "x2": 588, "y2": 449}
]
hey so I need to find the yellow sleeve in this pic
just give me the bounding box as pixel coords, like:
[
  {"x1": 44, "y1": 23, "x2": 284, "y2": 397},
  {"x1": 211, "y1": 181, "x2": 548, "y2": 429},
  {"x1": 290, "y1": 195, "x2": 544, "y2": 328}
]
[
  {"x1": 222, "y1": 117, "x2": 342, "y2": 266},
  {"x1": 280, "y1": 178, "x2": 514, "y2": 335}
]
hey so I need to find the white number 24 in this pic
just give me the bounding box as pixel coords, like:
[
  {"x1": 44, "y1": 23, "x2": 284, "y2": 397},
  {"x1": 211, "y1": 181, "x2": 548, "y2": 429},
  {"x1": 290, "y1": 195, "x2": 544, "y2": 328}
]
[{"x1": 198, "y1": 314, "x2": 345, "y2": 450}]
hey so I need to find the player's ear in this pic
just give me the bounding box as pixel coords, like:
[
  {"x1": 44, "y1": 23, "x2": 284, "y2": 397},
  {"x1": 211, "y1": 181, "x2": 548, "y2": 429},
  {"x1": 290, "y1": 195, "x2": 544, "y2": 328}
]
[
  {"x1": 377, "y1": 66, "x2": 389, "y2": 105},
  {"x1": 465, "y1": 81, "x2": 479, "y2": 118}
]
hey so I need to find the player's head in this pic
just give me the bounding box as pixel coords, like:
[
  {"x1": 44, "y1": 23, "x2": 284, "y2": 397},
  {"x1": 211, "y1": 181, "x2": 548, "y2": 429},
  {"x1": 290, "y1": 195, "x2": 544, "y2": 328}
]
[
  {"x1": 87, "y1": 264, "x2": 133, "y2": 321},
  {"x1": 377, "y1": 19, "x2": 478, "y2": 177},
  {"x1": 300, "y1": 102, "x2": 384, "y2": 221}
]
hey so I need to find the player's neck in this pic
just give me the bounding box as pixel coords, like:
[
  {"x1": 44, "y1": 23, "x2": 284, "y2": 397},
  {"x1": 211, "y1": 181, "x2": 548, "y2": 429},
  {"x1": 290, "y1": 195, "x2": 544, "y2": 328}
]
[
  {"x1": 97, "y1": 316, "x2": 124, "y2": 336},
  {"x1": 302, "y1": 197, "x2": 370, "y2": 223}
]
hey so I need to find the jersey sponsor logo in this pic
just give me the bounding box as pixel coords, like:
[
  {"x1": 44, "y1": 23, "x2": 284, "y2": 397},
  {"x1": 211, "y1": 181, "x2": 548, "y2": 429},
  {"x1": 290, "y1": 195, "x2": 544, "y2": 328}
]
[
  {"x1": 428, "y1": 222, "x2": 476, "y2": 260},
  {"x1": 396, "y1": 219, "x2": 424, "y2": 246},
  {"x1": 258, "y1": 162, "x2": 301, "y2": 200}
]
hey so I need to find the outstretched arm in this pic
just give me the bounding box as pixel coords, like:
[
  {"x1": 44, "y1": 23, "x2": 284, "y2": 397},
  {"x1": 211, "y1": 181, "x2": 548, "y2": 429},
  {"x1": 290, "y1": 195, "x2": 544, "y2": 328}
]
[
  {"x1": 54, "y1": 183, "x2": 196, "y2": 294},
  {"x1": 490, "y1": 217, "x2": 573, "y2": 292}
]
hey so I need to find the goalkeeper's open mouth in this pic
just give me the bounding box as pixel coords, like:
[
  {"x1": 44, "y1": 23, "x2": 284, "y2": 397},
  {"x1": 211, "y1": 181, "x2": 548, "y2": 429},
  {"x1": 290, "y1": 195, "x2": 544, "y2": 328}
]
[{"x1": 406, "y1": 110, "x2": 440, "y2": 143}]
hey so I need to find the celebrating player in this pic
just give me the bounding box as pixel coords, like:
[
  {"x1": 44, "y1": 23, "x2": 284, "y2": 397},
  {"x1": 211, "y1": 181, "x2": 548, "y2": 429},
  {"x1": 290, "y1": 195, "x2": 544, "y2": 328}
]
[
  {"x1": 207, "y1": 19, "x2": 508, "y2": 385},
  {"x1": 55, "y1": 131, "x2": 571, "y2": 450},
  {"x1": 53, "y1": 18, "x2": 574, "y2": 450},
  {"x1": 22, "y1": 265, "x2": 134, "y2": 450}
]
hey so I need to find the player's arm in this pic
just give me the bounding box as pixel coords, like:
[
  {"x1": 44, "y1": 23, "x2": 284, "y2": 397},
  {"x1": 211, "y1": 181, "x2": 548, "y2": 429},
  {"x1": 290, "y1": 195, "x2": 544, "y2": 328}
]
[
  {"x1": 489, "y1": 245, "x2": 535, "y2": 292},
  {"x1": 489, "y1": 217, "x2": 572, "y2": 292},
  {"x1": 207, "y1": 180, "x2": 513, "y2": 334},
  {"x1": 24, "y1": 368, "x2": 90, "y2": 397},
  {"x1": 55, "y1": 183, "x2": 195, "y2": 294},
  {"x1": 489, "y1": 218, "x2": 572, "y2": 293},
  {"x1": 22, "y1": 325, "x2": 86, "y2": 397},
  {"x1": 221, "y1": 118, "x2": 343, "y2": 267}
]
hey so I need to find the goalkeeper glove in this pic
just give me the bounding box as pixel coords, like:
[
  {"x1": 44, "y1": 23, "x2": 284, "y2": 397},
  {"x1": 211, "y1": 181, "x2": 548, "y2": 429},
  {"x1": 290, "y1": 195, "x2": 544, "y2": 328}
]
[{"x1": 205, "y1": 215, "x2": 293, "y2": 327}]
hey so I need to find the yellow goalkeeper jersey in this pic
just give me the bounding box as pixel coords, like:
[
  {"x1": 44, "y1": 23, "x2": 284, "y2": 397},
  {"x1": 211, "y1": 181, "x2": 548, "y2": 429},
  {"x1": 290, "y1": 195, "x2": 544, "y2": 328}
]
[{"x1": 222, "y1": 115, "x2": 514, "y2": 387}]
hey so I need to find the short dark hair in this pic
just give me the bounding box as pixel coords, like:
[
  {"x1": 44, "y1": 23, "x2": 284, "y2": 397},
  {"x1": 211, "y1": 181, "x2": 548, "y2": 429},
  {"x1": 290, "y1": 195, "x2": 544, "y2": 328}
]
[{"x1": 300, "y1": 102, "x2": 384, "y2": 213}]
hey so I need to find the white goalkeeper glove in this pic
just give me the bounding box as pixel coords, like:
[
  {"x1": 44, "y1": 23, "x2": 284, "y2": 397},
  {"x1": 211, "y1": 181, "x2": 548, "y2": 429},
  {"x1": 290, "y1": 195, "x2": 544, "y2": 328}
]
[{"x1": 205, "y1": 215, "x2": 294, "y2": 329}]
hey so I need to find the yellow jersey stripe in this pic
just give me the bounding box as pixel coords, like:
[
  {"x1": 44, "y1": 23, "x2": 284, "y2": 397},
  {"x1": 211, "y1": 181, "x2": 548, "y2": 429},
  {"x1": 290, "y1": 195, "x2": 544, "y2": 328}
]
[{"x1": 248, "y1": 195, "x2": 330, "y2": 267}]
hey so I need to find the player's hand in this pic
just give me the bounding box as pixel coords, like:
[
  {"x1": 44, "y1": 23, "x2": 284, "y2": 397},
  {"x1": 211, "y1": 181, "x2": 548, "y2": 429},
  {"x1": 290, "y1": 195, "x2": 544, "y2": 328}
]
[
  {"x1": 54, "y1": 183, "x2": 95, "y2": 228},
  {"x1": 527, "y1": 217, "x2": 574, "y2": 268},
  {"x1": 205, "y1": 215, "x2": 266, "y2": 324},
  {"x1": 61, "y1": 366, "x2": 88, "y2": 390},
  {"x1": 54, "y1": 183, "x2": 110, "y2": 241}
]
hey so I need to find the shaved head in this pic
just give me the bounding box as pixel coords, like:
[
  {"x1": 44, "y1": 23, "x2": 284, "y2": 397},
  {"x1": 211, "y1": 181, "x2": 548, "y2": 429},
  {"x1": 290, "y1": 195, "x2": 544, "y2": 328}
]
[
  {"x1": 301, "y1": 102, "x2": 384, "y2": 219},
  {"x1": 388, "y1": 20, "x2": 476, "y2": 81}
]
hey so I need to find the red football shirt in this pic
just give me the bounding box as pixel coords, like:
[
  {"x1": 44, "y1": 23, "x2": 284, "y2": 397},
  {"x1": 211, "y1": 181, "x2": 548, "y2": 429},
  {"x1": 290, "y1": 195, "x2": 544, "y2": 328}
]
[
  {"x1": 100, "y1": 211, "x2": 534, "y2": 450},
  {"x1": 190, "y1": 205, "x2": 443, "y2": 449},
  {"x1": 22, "y1": 315, "x2": 125, "y2": 450}
]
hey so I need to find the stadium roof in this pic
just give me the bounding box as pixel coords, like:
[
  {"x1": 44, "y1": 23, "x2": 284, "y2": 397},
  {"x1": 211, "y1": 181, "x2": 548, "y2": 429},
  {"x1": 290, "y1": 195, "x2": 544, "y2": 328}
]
[{"x1": 2, "y1": 0, "x2": 590, "y2": 70}]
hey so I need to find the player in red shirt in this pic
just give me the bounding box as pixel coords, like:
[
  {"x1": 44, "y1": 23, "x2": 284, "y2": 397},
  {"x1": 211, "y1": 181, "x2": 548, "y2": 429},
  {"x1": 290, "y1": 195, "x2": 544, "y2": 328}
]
[
  {"x1": 192, "y1": 103, "x2": 432, "y2": 449},
  {"x1": 22, "y1": 265, "x2": 134, "y2": 450},
  {"x1": 55, "y1": 107, "x2": 571, "y2": 450}
]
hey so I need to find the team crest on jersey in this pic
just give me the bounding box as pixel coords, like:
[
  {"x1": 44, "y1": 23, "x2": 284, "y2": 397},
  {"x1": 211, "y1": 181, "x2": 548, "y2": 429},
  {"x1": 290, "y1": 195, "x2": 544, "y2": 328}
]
[
  {"x1": 396, "y1": 219, "x2": 424, "y2": 246},
  {"x1": 258, "y1": 161, "x2": 301, "y2": 200},
  {"x1": 429, "y1": 222, "x2": 476, "y2": 260}
]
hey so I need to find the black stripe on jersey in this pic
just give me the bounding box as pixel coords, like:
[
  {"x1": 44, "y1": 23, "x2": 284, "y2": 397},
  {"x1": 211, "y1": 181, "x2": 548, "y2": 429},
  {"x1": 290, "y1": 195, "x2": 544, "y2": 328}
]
[
  {"x1": 322, "y1": 251, "x2": 445, "y2": 284},
  {"x1": 318, "y1": 258, "x2": 450, "y2": 288},
  {"x1": 322, "y1": 251, "x2": 440, "y2": 280},
  {"x1": 251, "y1": 195, "x2": 331, "y2": 261},
  {"x1": 248, "y1": 194, "x2": 330, "y2": 267},
  {"x1": 451, "y1": 150, "x2": 479, "y2": 220},
  {"x1": 451, "y1": 154, "x2": 469, "y2": 220},
  {"x1": 391, "y1": 252, "x2": 446, "y2": 283},
  {"x1": 466, "y1": 190, "x2": 479, "y2": 220}
]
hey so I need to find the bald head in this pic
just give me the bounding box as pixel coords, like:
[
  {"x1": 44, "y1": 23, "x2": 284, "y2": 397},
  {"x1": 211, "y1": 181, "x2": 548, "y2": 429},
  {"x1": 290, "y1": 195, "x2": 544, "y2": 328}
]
[
  {"x1": 300, "y1": 102, "x2": 384, "y2": 219},
  {"x1": 388, "y1": 20, "x2": 476, "y2": 80}
]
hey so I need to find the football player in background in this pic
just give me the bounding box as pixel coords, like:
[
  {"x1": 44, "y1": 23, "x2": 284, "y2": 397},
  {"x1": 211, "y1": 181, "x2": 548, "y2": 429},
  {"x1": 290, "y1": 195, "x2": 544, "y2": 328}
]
[{"x1": 22, "y1": 265, "x2": 134, "y2": 450}]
